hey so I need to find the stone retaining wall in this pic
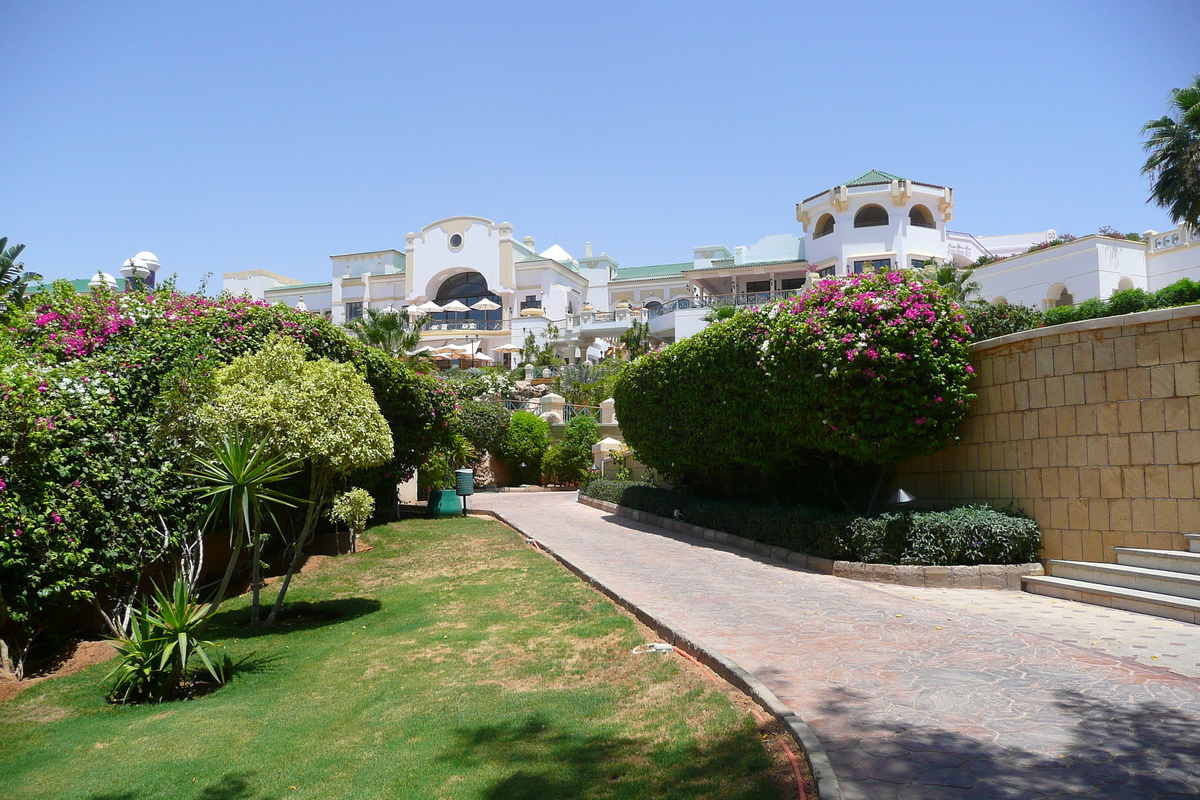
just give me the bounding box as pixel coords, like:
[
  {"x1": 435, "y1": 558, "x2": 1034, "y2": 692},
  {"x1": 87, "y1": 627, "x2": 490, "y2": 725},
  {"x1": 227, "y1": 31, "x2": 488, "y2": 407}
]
[
  {"x1": 896, "y1": 304, "x2": 1200, "y2": 563},
  {"x1": 579, "y1": 495, "x2": 1043, "y2": 589}
]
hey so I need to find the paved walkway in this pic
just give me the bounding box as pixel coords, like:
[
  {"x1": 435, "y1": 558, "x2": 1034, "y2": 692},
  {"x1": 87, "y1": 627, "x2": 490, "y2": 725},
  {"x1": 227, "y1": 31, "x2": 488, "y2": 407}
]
[{"x1": 474, "y1": 492, "x2": 1200, "y2": 800}]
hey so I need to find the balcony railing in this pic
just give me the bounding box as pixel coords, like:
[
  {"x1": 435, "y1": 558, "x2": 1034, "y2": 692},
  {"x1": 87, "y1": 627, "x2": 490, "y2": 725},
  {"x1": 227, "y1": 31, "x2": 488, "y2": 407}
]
[
  {"x1": 1153, "y1": 226, "x2": 1199, "y2": 251},
  {"x1": 648, "y1": 289, "x2": 802, "y2": 318},
  {"x1": 584, "y1": 311, "x2": 617, "y2": 323},
  {"x1": 419, "y1": 319, "x2": 506, "y2": 332}
]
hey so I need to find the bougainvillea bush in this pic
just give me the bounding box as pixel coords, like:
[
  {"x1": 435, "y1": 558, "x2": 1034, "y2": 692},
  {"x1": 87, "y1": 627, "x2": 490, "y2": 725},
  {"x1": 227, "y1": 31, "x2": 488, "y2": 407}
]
[
  {"x1": 762, "y1": 271, "x2": 975, "y2": 464},
  {"x1": 0, "y1": 282, "x2": 453, "y2": 667},
  {"x1": 615, "y1": 271, "x2": 975, "y2": 502}
]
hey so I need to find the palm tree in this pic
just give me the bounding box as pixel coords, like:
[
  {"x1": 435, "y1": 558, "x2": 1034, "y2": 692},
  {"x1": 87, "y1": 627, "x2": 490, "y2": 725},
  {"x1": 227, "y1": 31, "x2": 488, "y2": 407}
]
[
  {"x1": 919, "y1": 258, "x2": 981, "y2": 304},
  {"x1": 345, "y1": 307, "x2": 424, "y2": 360},
  {"x1": 1142, "y1": 75, "x2": 1200, "y2": 230},
  {"x1": 183, "y1": 430, "x2": 304, "y2": 624},
  {"x1": 0, "y1": 238, "x2": 43, "y2": 315}
]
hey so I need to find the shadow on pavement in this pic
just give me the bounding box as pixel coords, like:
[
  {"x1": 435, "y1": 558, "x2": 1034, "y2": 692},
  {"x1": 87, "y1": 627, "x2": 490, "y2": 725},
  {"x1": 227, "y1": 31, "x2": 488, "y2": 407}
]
[{"x1": 810, "y1": 686, "x2": 1200, "y2": 799}]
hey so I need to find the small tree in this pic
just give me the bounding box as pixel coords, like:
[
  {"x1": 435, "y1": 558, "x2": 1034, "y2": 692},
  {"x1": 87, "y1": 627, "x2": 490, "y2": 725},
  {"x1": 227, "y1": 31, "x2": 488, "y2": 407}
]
[
  {"x1": 619, "y1": 319, "x2": 652, "y2": 359},
  {"x1": 494, "y1": 411, "x2": 550, "y2": 485},
  {"x1": 329, "y1": 489, "x2": 375, "y2": 553},
  {"x1": 198, "y1": 336, "x2": 393, "y2": 626},
  {"x1": 0, "y1": 238, "x2": 42, "y2": 317},
  {"x1": 1142, "y1": 74, "x2": 1200, "y2": 230},
  {"x1": 542, "y1": 415, "x2": 601, "y2": 486}
]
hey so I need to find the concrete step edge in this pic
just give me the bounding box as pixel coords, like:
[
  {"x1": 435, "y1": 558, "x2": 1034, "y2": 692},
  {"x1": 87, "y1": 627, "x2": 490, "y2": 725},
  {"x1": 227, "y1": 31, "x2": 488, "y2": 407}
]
[
  {"x1": 1024, "y1": 575, "x2": 1200, "y2": 609},
  {"x1": 1048, "y1": 559, "x2": 1200, "y2": 586}
]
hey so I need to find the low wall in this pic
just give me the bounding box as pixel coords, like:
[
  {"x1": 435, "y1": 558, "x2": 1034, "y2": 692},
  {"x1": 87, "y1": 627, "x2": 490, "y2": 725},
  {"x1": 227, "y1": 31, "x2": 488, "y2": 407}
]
[{"x1": 896, "y1": 305, "x2": 1200, "y2": 564}]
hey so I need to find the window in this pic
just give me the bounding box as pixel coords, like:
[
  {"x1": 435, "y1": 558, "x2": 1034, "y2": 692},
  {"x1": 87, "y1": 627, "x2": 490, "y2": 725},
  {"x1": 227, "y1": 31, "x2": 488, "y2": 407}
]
[
  {"x1": 853, "y1": 258, "x2": 891, "y2": 274},
  {"x1": 818, "y1": 266, "x2": 836, "y2": 278},
  {"x1": 1047, "y1": 286, "x2": 1074, "y2": 309},
  {"x1": 910, "y1": 258, "x2": 927, "y2": 269},
  {"x1": 854, "y1": 205, "x2": 889, "y2": 228},
  {"x1": 520, "y1": 294, "x2": 542, "y2": 311},
  {"x1": 814, "y1": 213, "x2": 836, "y2": 239},
  {"x1": 346, "y1": 301, "x2": 363, "y2": 321},
  {"x1": 433, "y1": 271, "x2": 503, "y2": 327},
  {"x1": 908, "y1": 205, "x2": 935, "y2": 229},
  {"x1": 745, "y1": 280, "x2": 771, "y2": 293},
  {"x1": 644, "y1": 300, "x2": 662, "y2": 309},
  {"x1": 448, "y1": 232, "x2": 464, "y2": 250},
  {"x1": 781, "y1": 278, "x2": 804, "y2": 290}
]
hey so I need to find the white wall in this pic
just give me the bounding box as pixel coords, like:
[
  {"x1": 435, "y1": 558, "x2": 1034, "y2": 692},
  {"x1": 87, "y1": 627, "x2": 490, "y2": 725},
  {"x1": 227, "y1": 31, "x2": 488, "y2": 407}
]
[
  {"x1": 409, "y1": 217, "x2": 513, "y2": 304},
  {"x1": 222, "y1": 269, "x2": 299, "y2": 299},
  {"x1": 1146, "y1": 226, "x2": 1200, "y2": 290},
  {"x1": 973, "y1": 236, "x2": 1148, "y2": 307}
]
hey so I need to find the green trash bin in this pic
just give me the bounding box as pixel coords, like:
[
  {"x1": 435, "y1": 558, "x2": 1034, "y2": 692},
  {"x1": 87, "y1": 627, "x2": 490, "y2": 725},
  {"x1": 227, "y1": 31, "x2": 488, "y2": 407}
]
[{"x1": 427, "y1": 489, "x2": 462, "y2": 518}]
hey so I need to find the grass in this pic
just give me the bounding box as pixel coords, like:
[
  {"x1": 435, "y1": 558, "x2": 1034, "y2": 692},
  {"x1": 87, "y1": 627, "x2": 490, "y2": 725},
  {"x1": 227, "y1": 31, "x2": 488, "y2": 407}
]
[{"x1": 0, "y1": 516, "x2": 784, "y2": 800}]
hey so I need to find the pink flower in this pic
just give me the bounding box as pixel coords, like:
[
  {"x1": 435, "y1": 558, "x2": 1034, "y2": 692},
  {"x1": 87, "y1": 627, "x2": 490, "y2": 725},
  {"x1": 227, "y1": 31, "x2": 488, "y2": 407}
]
[
  {"x1": 965, "y1": 365, "x2": 975, "y2": 373},
  {"x1": 915, "y1": 417, "x2": 927, "y2": 425}
]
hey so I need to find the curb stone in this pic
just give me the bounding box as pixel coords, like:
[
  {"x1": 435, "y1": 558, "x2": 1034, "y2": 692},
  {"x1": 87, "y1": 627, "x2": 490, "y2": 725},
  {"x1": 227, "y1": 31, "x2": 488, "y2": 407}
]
[
  {"x1": 577, "y1": 494, "x2": 1043, "y2": 590},
  {"x1": 469, "y1": 507, "x2": 844, "y2": 800}
]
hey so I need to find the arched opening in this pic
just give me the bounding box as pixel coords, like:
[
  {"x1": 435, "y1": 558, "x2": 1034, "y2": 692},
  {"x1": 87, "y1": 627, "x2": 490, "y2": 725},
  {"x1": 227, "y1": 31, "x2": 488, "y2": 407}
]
[
  {"x1": 993, "y1": 296, "x2": 1008, "y2": 305},
  {"x1": 644, "y1": 300, "x2": 662, "y2": 309},
  {"x1": 909, "y1": 205, "x2": 935, "y2": 229},
  {"x1": 433, "y1": 271, "x2": 502, "y2": 329},
  {"x1": 814, "y1": 213, "x2": 836, "y2": 238},
  {"x1": 1117, "y1": 277, "x2": 1134, "y2": 292},
  {"x1": 1046, "y1": 283, "x2": 1073, "y2": 309},
  {"x1": 854, "y1": 204, "x2": 889, "y2": 228}
]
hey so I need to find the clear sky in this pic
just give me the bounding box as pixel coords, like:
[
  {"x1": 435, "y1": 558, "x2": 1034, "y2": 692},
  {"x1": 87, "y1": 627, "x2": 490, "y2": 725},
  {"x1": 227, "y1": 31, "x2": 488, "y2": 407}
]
[{"x1": 2, "y1": 0, "x2": 1196, "y2": 290}]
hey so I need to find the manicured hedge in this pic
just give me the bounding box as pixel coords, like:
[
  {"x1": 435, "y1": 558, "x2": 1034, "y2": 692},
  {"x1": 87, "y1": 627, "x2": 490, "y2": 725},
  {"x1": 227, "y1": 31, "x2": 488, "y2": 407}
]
[{"x1": 581, "y1": 480, "x2": 1040, "y2": 566}]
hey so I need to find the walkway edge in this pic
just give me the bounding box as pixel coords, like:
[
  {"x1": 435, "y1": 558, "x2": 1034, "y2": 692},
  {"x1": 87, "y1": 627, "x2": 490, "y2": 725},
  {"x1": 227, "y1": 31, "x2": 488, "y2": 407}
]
[{"x1": 470, "y1": 508, "x2": 844, "y2": 800}]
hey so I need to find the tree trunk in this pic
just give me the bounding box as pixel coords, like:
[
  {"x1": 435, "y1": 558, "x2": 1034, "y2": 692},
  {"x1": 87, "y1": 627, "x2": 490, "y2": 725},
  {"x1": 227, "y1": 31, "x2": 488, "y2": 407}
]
[
  {"x1": 249, "y1": 522, "x2": 264, "y2": 626},
  {"x1": 207, "y1": 525, "x2": 245, "y2": 618},
  {"x1": 265, "y1": 466, "x2": 330, "y2": 627}
]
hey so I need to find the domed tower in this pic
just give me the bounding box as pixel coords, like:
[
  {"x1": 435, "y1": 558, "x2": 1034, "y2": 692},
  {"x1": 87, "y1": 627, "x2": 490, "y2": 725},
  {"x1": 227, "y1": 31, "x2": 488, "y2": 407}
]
[
  {"x1": 796, "y1": 170, "x2": 954, "y2": 277},
  {"x1": 119, "y1": 251, "x2": 162, "y2": 289}
]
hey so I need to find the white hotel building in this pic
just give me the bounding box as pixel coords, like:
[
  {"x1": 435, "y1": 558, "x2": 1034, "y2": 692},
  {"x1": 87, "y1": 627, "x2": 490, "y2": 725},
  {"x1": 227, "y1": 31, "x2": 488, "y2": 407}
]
[{"x1": 223, "y1": 170, "x2": 1200, "y2": 363}]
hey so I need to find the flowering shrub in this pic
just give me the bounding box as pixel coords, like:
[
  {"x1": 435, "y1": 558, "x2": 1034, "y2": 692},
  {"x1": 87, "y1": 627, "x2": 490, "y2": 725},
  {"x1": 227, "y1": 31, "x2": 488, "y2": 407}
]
[
  {"x1": 1, "y1": 280, "x2": 451, "y2": 665},
  {"x1": 762, "y1": 271, "x2": 975, "y2": 464},
  {"x1": 616, "y1": 272, "x2": 975, "y2": 498},
  {"x1": 961, "y1": 301, "x2": 1043, "y2": 343}
]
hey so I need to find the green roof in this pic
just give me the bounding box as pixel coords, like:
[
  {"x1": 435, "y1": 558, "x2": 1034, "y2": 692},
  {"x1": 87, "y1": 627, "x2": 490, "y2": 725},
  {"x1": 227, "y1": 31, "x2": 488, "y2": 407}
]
[
  {"x1": 845, "y1": 169, "x2": 905, "y2": 186},
  {"x1": 611, "y1": 262, "x2": 692, "y2": 282},
  {"x1": 266, "y1": 281, "x2": 332, "y2": 292},
  {"x1": 29, "y1": 277, "x2": 128, "y2": 293}
]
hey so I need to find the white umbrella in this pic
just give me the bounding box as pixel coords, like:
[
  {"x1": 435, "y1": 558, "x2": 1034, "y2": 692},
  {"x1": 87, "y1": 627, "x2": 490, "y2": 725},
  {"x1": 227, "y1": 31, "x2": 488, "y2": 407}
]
[
  {"x1": 405, "y1": 305, "x2": 425, "y2": 320},
  {"x1": 408, "y1": 345, "x2": 437, "y2": 355},
  {"x1": 472, "y1": 352, "x2": 494, "y2": 362},
  {"x1": 416, "y1": 300, "x2": 443, "y2": 313},
  {"x1": 441, "y1": 300, "x2": 470, "y2": 313},
  {"x1": 471, "y1": 298, "x2": 501, "y2": 311},
  {"x1": 494, "y1": 344, "x2": 522, "y2": 353}
]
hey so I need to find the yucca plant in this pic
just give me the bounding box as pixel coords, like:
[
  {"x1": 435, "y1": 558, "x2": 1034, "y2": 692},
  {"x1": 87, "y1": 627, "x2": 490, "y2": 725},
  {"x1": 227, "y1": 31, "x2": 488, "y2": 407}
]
[
  {"x1": 183, "y1": 429, "x2": 305, "y2": 624},
  {"x1": 104, "y1": 577, "x2": 224, "y2": 703}
]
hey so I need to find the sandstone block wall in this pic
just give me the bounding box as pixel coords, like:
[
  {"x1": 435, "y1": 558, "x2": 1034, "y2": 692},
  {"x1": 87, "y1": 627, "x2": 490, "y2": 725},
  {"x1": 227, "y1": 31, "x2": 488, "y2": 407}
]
[{"x1": 895, "y1": 305, "x2": 1200, "y2": 563}]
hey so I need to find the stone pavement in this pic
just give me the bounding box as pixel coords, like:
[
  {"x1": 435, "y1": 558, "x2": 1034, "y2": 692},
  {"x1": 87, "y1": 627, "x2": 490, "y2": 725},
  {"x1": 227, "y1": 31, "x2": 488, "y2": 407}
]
[{"x1": 473, "y1": 491, "x2": 1200, "y2": 800}]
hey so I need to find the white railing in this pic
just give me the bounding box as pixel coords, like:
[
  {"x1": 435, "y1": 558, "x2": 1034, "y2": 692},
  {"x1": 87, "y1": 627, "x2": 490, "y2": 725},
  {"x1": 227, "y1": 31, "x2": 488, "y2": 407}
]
[{"x1": 1152, "y1": 225, "x2": 1199, "y2": 251}]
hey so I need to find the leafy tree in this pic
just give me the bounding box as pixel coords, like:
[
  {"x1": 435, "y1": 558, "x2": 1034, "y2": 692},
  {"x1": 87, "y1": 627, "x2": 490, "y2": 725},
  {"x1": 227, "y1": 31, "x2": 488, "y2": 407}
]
[
  {"x1": 520, "y1": 325, "x2": 562, "y2": 368},
  {"x1": 328, "y1": 488, "x2": 374, "y2": 553},
  {"x1": 1142, "y1": 74, "x2": 1200, "y2": 229},
  {"x1": 197, "y1": 336, "x2": 393, "y2": 626},
  {"x1": 917, "y1": 259, "x2": 980, "y2": 303},
  {"x1": 345, "y1": 307, "x2": 423, "y2": 360},
  {"x1": 0, "y1": 238, "x2": 42, "y2": 316}
]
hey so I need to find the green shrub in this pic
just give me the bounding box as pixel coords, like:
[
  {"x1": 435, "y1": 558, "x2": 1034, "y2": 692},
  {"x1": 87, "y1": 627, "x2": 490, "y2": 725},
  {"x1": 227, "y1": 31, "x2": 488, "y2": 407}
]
[
  {"x1": 961, "y1": 301, "x2": 1043, "y2": 342},
  {"x1": 1107, "y1": 288, "x2": 1152, "y2": 316},
  {"x1": 455, "y1": 399, "x2": 511, "y2": 455},
  {"x1": 542, "y1": 416, "x2": 601, "y2": 486},
  {"x1": 1152, "y1": 278, "x2": 1200, "y2": 309},
  {"x1": 1042, "y1": 304, "x2": 1080, "y2": 326},
  {"x1": 494, "y1": 411, "x2": 550, "y2": 485},
  {"x1": 1073, "y1": 297, "x2": 1108, "y2": 321},
  {"x1": 580, "y1": 481, "x2": 1041, "y2": 566}
]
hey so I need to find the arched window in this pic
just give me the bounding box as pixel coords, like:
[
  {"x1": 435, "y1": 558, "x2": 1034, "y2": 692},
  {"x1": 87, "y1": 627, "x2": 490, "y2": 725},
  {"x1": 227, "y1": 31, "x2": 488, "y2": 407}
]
[
  {"x1": 433, "y1": 271, "x2": 502, "y2": 328},
  {"x1": 1117, "y1": 277, "x2": 1134, "y2": 292},
  {"x1": 1047, "y1": 284, "x2": 1073, "y2": 309},
  {"x1": 814, "y1": 213, "x2": 836, "y2": 239},
  {"x1": 909, "y1": 205, "x2": 935, "y2": 229},
  {"x1": 644, "y1": 300, "x2": 662, "y2": 309},
  {"x1": 854, "y1": 204, "x2": 889, "y2": 228}
]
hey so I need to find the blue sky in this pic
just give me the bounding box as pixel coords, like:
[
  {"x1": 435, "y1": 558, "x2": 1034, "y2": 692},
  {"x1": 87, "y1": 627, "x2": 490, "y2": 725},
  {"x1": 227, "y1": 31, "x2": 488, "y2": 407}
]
[{"x1": 2, "y1": 1, "x2": 1196, "y2": 290}]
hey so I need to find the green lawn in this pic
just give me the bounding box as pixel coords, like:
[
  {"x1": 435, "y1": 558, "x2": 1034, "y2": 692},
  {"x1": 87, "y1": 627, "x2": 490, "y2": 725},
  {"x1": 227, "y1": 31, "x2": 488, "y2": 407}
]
[{"x1": 0, "y1": 517, "x2": 782, "y2": 800}]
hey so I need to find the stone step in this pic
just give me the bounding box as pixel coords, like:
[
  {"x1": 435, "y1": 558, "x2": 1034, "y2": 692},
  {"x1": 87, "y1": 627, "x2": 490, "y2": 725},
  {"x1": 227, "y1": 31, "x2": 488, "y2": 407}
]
[
  {"x1": 1021, "y1": 575, "x2": 1200, "y2": 624},
  {"x1": 1047, "y1": 559, "x2": 1200, "y2": 600},
  {"x1": 1187, "y1": 533, "x2": 1200, "y2": 554},
  {"x1": 1115, "y1": 547, "x2": 1200, "y2": 576}
]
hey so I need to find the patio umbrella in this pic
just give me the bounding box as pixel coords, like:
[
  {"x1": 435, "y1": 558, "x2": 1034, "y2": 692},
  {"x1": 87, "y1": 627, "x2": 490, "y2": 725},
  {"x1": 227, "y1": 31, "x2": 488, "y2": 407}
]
[
  {"x1": 416, "y1": 300, "x2": 443, "y2": 313},
  {"x1": 408, "y1": 345, "x2": 437, "y2": 355},
  {"x1": 470, "y1": 298, "x2": 501, "y2": 311},
  {"x1": 493, "y1": 344, "x2": 522, "y2": 353},
  {"x1": 471, "y1": 352, "x2": 495, "y2": 363},
  {"x1": 405, "y1": 305, "x2": 425, "y2": 320},
  {"x1": 441, "y1": 300, "x2": 470, "y2": 313}
]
